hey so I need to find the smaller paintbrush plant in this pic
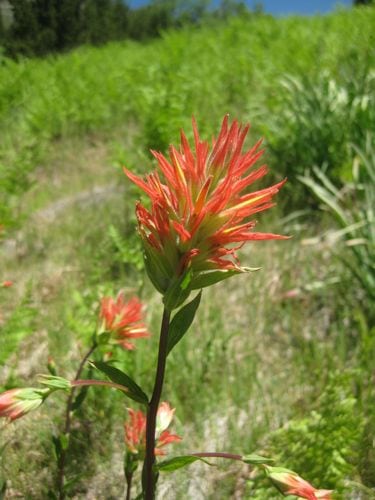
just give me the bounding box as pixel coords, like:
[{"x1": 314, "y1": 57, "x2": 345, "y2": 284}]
[{"x1": 0, "y1": 117, "x2": 333, "y2": 500}]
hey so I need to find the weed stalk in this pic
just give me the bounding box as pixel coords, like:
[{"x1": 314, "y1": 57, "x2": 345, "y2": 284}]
[{"x1": 57, "y1": 341, "x2": 97, "y2": 500}]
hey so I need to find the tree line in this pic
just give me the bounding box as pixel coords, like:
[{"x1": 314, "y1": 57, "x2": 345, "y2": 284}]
[
  {"x1": 0, "y1": 0, "x2": 252, "y2": 58},
  {"x1": 0, "y1": 0, "x2": 372, "y2": 59}
]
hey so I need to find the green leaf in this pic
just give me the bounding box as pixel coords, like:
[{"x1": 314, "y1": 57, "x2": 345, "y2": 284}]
[
  {"x1": 163, "y1": 268, "x2": 193, "y2": 311},
  {"x1": 63, "y1": 473, "x2": 84, "y2": 492},
  {"x1": 60, "y1": 433, "x2": 69, "y2": 451},
  {"x1": 124, "y1": 452, "x2": 138, "y2": 476},
  {"x1": 71, "y1": 386, "x2": 89, "y2": 412},
  {"x1": 0, "y1": 479, "x2": 6, "y2": 500},
  {"x1": 92, "y1": 361, "x2": 148, "y2": 405},
  {"x1": 298, "y1": 173, "x2": 347, "y2": 226},
  {"x1": 242, "y1": 454, "x2": 275, "y2": 465},
  {"x1": 167, "y1": 291, "x2": 202, "y2": 355},
  {"x1": 52, "y1": 434, "x2": 62, "y2": 460},
  {"x1": 52, "y1": 433, "x2": 69, "y2": 458},
  {"x1": 191, "y1": 267, "x2": 260, "y2": 290},
  {"x1": 156, "y1": 455, "x2": 212, "y2": 472}
]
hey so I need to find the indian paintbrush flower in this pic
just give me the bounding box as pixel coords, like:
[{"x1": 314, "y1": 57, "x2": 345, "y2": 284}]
[
  {"x1": 125, "y1": 408, "x2": 146, "y2": 455},
  {"x1": 0, "y1": 387, "x2": 50, "y2": 421},
  {"x1": 98, "y1": 292, "x2": 149, "y2": 349},
  {"x1": 125, "y1": 402, "x2": 181, "y2": 458},
  {"x1": 265, "y1": 466, "x2": 333, "y2": 500},
  {"x1": 124, "y1": 116, "x2": 287, "y2": 309}
]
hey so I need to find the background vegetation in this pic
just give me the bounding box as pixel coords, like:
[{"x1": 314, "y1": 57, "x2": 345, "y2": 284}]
[{"x1": 0, "y1": 2, "x2": 374, "y2": 498}]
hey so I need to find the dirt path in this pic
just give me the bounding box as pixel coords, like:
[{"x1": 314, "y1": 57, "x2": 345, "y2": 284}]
[{"x1": 0, "y1": 133, "x2": 128, "y2": 377}]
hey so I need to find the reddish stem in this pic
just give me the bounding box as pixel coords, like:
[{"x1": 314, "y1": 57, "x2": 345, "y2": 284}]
[{"x1": 143, "y1": 307, "x2": 171, "y2": 499}]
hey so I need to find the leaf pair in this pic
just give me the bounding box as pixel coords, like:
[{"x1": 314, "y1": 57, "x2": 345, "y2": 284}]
[
  {"x1": 156, "y1": 453, "x2": 274, "y2": 472},
  {"x1": 92, "y1": 361, "x2": 148, "y2": 405}
]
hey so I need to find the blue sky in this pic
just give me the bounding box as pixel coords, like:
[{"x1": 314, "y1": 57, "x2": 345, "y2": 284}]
[
  {"x1": 128, "y1": 0, "x2": 353, "y2": 15},
  {"x1": 255, "y1": 0, "x2": 352, "y2": 15}
]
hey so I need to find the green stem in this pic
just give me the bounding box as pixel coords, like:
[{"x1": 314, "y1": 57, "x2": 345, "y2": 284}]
[
  {"x1": 125, "y1": 471, "x2": 133, "y2": 500},
  {"x1": 143, "y1": 308, "x2": 171, "y2": 500},
  {"x1": 57, "y1": 342, "x2": 97, "y2": 500},
  {"x1": 192, "y1": 452, "x2": 242, "y2": 461}
]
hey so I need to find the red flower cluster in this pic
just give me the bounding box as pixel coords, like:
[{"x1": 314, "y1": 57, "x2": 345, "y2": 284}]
[
  {"x1": 99, "y1": 292, "x2": 149, "y2": 350},
  {"x1": 125, "y1": 116, "x2": 286, "y2": 306},
  {"x1": 125, "y1": 402, "x2": 181, "y2": 457}
]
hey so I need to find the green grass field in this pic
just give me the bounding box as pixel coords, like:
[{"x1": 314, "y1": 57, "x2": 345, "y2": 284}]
[{"x1": 1, "y1": 5, "x2": 374, "y2": 499}]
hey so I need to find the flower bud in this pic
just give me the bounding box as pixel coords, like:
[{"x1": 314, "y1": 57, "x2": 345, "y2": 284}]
[
  {"x1": 155, "y1": 402, "x2": 175, "y2": 437},
  {"x1": 47, "y1": 356, "x2": 57, "y2": 375},
  {"x1": 38, "y1": 375, "x2": 71, "y2": 392},
  {"x1": 265, "y1": 466, "x2": 333, "y2": 499},
  {"x1": 0, "y1": 388, "x2": 49, "y2": 421}
]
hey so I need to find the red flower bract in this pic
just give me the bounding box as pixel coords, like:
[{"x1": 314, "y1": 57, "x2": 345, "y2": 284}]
[
  {"x1": 124, "y1": 116, "x2": 287, "y2": 308},
  {"x1": 124, "y1": 402, "x2": 181, "y2": 457},
  {"x1": 124, "y1": 408, "x2": 147, "y2": 454},
  {"x1": 99, "y1": 293, "x2": 149, "y2": 350}
]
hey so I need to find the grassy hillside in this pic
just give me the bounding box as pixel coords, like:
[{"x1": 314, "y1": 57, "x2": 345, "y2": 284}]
[
  {"x1": 0, "y1": 5, "x2": 374, "y2": 499},
  {"x1": 1, "y1": 7, "x2": 374, "y2": 223}
]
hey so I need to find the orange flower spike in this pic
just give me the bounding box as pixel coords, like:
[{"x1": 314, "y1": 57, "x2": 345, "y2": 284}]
[
  {"x1": 266, "y1": 466, "x2": 333, "y2": 500},
  {"x1": 125, "y1": 408, "x2": 147, "y2": 454},
  {"x1": 124, "y1": 116, "x2": 288, "y2": 309},
  {"x1": 98, "y1": 293, "x2": 149, "y2": 350}
]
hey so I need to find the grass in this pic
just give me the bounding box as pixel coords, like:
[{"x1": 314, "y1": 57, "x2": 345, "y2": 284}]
[
  {"x1": 1, "y1": 6, "x2": 374, "y2": 224},
  {"x1": 1, "y1": 4, "x2": 374, "y2": 499}
]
